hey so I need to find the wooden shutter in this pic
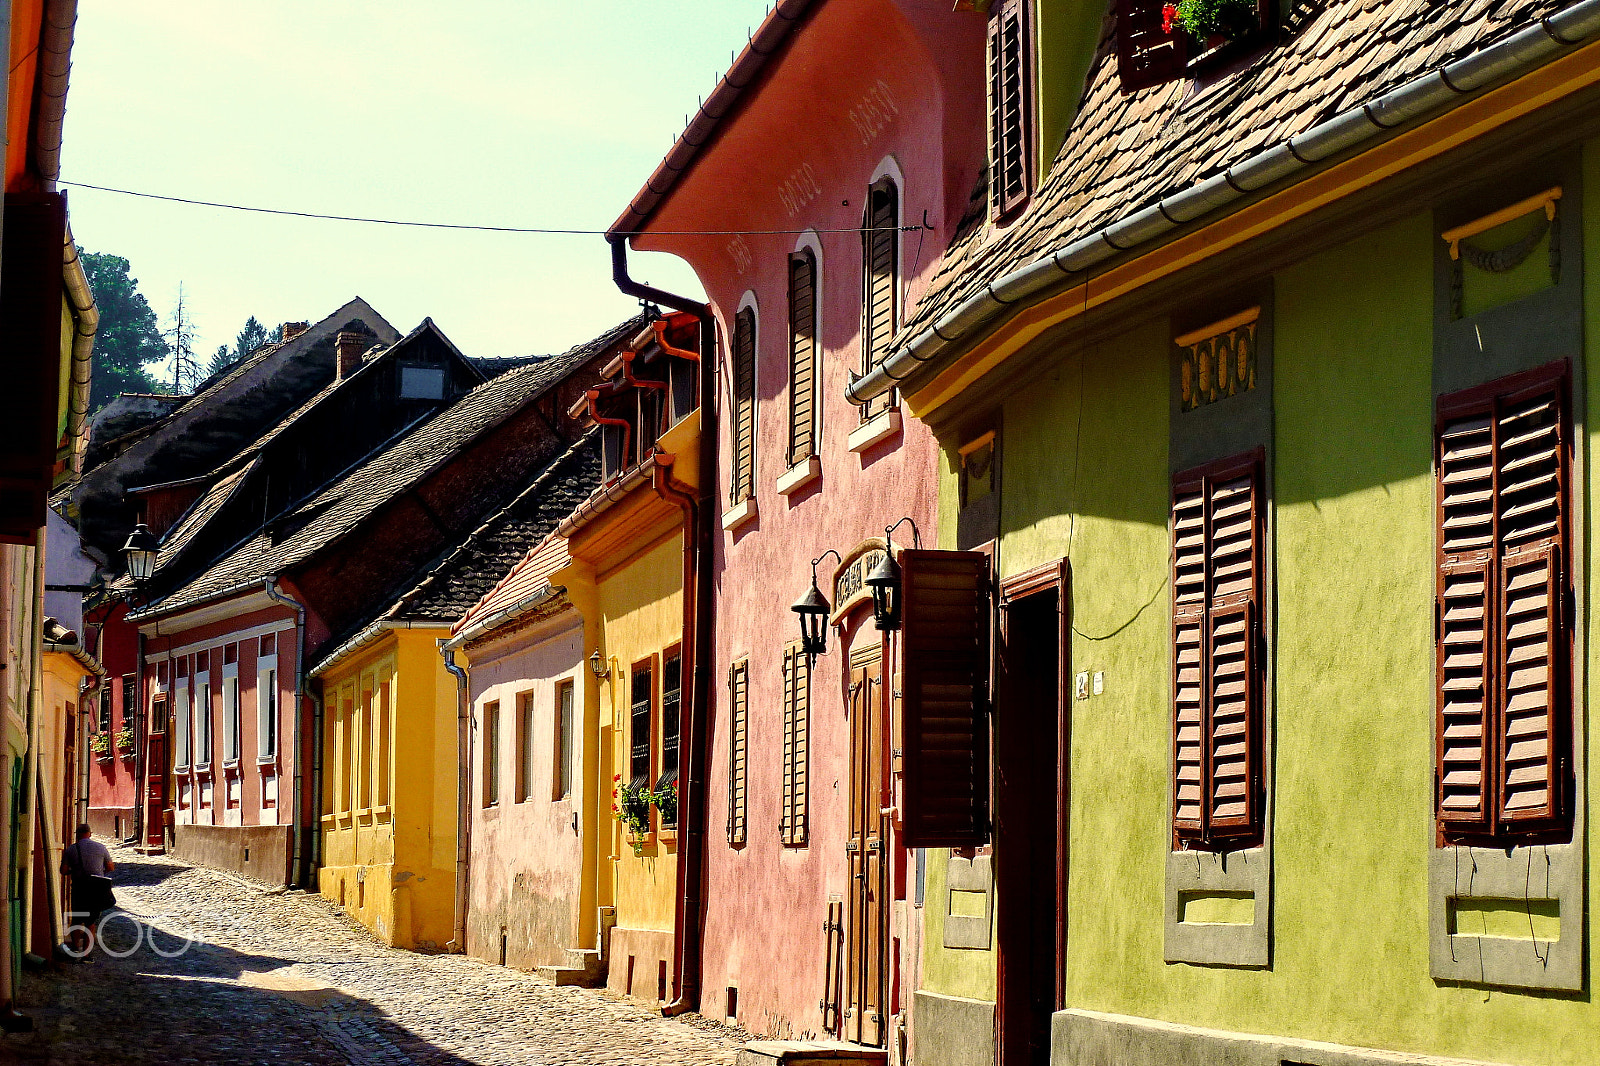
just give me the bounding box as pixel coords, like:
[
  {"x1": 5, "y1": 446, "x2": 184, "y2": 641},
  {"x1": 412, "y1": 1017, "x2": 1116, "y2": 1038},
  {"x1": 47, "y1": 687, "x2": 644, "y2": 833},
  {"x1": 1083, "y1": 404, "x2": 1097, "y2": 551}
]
[
  {"x1": 860, "y1": 182, "x2": 898, "y2": 422},
  {"x1": 1435, "y1": 366, "x2": 1570, "y2": 842},
  {"x1": 1171, "y1": 457, "x2": 1263, "y2": 848},
  {"x1": 1116, "y1": 0, "x2": 1189, "y2": 92},
  {"x1": 781, "y1": 646, "x2": 810, "y2": 846},
  {"x1": 788, "y1": 251, "x2": 818, "y2": 467},
  {"x1": 659, "y1": 652, "x2": 682, "y2": 791},
  {"x1": 727, "y1": 660, "x2": 749, "y2": 845},
  {"x1": 900, "y1": 549, "x2": 991, "y2": 848},
  {"x1": 988, "y1": 0, "x2": 1028, "y2": 217},
  {"x1": 0, "y1": 193, "x2": 67, "y2": 544},
  {"x1": 731, "y1": 309, "x2": 757, "y2": 503},
  {"x1": 630, "y1": 665, "x2": 653, "y2": 789}
]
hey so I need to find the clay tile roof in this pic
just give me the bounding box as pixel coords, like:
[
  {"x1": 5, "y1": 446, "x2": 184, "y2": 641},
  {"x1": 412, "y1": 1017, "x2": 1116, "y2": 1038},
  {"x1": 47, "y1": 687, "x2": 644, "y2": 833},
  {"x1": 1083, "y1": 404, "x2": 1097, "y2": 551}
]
[
  {"x1": 903, "y1": 0, "x2": 1568, "y2": 338},
  {"x1": 454, "y1": 529, "x2": 575, "y2": 640}
]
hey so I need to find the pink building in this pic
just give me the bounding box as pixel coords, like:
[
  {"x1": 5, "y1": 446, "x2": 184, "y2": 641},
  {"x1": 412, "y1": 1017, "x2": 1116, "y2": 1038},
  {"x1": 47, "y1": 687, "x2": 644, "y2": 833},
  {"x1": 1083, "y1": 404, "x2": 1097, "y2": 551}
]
[{"x1": 610, "y1": 0, "x2": 985, "y2": 1046}]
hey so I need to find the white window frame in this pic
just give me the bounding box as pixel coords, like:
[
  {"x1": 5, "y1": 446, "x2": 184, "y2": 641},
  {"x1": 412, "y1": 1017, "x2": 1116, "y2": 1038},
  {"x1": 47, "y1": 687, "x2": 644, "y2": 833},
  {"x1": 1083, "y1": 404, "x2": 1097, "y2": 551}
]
[
  {"x1": 173, "y1": 678, "x2": 191, "y2": 771},
  {"x1": 194, "y1": 669, "x2": 212, "y2": 769},
  {"x1": 222, "y1": 660, "x2": 240, "y2": 768},
  {"x1": 257, "y1": 656, "x2": 278, "y2": 762}
]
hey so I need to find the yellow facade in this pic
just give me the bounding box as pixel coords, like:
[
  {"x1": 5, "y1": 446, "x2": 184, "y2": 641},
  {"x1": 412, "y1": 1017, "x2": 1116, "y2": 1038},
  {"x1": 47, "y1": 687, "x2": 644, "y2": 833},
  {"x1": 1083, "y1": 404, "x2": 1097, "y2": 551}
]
[{"x1": 316, "y1": 627, "x2": 456, "y2": 951}]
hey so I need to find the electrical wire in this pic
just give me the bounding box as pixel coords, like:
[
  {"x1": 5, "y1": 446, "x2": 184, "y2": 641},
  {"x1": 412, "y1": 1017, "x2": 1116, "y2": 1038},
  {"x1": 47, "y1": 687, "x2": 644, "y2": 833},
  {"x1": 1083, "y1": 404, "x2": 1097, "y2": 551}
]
[{"x1": 59, "y1": 180, "x2": 930, "y2": 238}]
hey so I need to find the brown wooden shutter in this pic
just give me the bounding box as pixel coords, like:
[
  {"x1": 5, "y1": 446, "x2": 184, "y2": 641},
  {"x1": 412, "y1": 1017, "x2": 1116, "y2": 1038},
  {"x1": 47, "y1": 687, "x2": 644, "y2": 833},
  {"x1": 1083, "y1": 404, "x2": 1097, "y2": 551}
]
[
  {"x1": 1116, "y1": 0, "x2": 1189, "y2": 92},
  {"x1": 1436, "y1": 556, "x2": 1493, "y2": 830},
  {"x1": 0, "y1": 193, "x2": 67, "y2": 544},
  {"x1": 630, "y1": 664, "x2": 653, "y2": 789},
  {"x1": 728, "y1": 659, "x2": 749, "y2": 845},
  {"x1": 860, "y1": 182, "x2": 898, "y2": 422},
  {"x1": 1171, "y1": 456, "x2": 1263, "y2": 848},
  {"x1": 901, "y1": 549, "x2": 991, "y2": 848},
  {"x1": 988, "y1": 0, "x2": 1028, "y2": 217},
  {"x1": 781, "y1": 645, "x2": 810, "y2": 846},
  {"x1": 1498, "y1": 543, "x2": 1561, "y2": 825},
  {"x1": 731, "y1": 309, "x2": 757, "y2": 503},
  {"x1": 787, "y1": 252, "x2": 817, "y2": 467}
]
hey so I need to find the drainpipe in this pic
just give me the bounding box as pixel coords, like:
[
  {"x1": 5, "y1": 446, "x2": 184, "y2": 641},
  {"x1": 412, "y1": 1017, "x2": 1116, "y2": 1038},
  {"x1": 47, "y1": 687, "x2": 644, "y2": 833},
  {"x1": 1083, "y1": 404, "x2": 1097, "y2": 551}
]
[
  {"x1": 310, "y1": 678, "x2": 325, "y2": 871},
  {"x1": 609, "y1": 234, "x2": 716, "y2": 1016},
  {"x1": 133, "y1": 627, "x2": 145, "y2": 847},
  {"x1": 585, "y1": 391, "x2": 634, "y2": 478},
  {"x1": 439, "y1": 642, "x2": 471, "y2": 954},
  {"x1": 18, "y1": 534, "x2": 47, "y2": 967},
  {"x1": 262, "y1": 578, "x2": 308, "y2": 889}
]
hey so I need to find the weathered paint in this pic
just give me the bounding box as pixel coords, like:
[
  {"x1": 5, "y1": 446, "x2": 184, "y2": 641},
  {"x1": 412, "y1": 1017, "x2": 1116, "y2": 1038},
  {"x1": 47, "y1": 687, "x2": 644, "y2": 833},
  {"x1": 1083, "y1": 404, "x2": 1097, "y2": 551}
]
[
  {"x1": 917, "y1": 140, "x2": 1600, "y2": 1066},
  {"x1": 629, "y1": 0, "x2": 985, "y2": 1039}
]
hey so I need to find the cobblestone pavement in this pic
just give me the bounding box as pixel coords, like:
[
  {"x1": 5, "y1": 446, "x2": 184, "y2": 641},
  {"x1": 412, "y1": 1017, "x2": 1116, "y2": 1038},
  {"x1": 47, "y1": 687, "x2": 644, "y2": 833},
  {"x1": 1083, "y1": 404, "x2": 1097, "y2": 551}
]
[{"x1": 4, "y1": 847, "x2": 746, "y2": 1065}]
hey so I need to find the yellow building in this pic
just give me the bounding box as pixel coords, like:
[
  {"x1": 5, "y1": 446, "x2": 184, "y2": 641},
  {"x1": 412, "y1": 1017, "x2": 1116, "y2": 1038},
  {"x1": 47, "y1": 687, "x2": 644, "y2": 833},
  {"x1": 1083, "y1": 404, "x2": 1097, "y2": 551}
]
[
  {"x1": 311, "y1": 624, "x2": 456, "y2": 951},
  {"x1": 37, "y1": 620, "x2": 103, "y2": 957}
]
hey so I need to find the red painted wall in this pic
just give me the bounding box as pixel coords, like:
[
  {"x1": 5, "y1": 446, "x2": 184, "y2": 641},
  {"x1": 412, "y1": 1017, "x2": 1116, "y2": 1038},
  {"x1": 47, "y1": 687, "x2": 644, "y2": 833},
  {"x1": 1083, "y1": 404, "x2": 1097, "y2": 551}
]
[
  {"x1": 86, "y1": 601, "x2": 140, "y2": 835},
  {"x1": 632, "y1": 0, "x2": 985, "y2": 1039}
]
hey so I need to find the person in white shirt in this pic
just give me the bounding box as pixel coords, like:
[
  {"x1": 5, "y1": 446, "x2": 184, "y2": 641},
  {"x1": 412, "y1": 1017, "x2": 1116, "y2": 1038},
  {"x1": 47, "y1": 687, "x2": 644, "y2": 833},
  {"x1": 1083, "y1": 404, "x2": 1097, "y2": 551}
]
[{"x1": 60, "y1": 824, "x2": 115, "y2": 960}]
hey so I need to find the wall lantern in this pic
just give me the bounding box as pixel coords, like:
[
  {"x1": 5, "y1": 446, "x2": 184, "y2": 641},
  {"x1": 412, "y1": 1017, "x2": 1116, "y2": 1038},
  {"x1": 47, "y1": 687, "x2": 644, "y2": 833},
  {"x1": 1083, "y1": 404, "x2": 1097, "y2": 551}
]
[
  {"x1": 867, "y1": 517, "x2": 920, "y2": 632},
  {"x1": 792, "y1": 549, "x2": 842, "y2": 657},
  {"x1": 121, "y1": 523, "x2": 160, "y2": 583},
  {"x1": 589, "y1": 649, "x2": 610, "y2": 680}
]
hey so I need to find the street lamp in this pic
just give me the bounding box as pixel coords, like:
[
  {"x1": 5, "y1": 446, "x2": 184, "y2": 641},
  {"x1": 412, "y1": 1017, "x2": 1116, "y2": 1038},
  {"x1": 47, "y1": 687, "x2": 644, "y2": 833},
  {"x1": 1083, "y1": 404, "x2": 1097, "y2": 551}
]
[
  {"x1": 792, "y1": 549, "x2": 841, "y2": 657},
  {"x1": 867, "y1": 518, "x2": 920, "y2": 632},
  {"x1": 120, "y1": 523, "x2": 160, "y2": 584},
  {"x1": 589, "y1": 649, "x2": 609, "y2": 680}
]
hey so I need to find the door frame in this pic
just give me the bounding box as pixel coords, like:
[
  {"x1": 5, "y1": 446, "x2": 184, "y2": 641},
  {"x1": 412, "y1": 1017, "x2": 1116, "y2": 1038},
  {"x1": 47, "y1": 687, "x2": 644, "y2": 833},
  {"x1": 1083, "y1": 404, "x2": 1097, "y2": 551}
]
[
  {"x1": 845, "y1": 641, "x2": 889, "y2": 1047},
  {"x1": 995, "y1": 557, "x2": 1070, "y2": 1066}
]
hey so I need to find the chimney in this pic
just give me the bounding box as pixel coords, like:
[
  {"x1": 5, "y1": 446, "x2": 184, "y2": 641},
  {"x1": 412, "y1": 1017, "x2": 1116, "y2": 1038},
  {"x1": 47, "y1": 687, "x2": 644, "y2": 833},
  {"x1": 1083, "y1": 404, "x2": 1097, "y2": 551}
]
[
  {"x1": 336, "y1": 331, "x2": 367, "y2": 380},
  {"x1": 281, "y1": 321, "x2": 310, "y2": 342}
]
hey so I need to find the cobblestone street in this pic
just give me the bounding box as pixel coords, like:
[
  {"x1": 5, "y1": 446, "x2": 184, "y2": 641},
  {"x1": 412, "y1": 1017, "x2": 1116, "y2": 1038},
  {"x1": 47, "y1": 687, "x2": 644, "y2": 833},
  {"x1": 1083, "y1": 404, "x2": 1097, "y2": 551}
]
[{"x1": 3, "y1": 848, "x2": 745, "y2": 1065}]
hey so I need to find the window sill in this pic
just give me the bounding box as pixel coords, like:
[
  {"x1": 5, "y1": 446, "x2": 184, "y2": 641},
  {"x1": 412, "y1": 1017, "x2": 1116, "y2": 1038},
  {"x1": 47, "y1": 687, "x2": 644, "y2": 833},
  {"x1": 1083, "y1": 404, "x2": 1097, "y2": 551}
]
[
  {"x1": 222, "y1": 760, "x2": 241, "y2": 772},
  {"x1": 659, "y1": 827, "x2": 678, "y2": 844},
  {"x1": 721, "y1": 497, "x2": 758, "y2": 533},
  {"x1": 848, "y1": 408, "x2": 901, "y2": 453},
  {"x1": 256, "y1": 756, "x2": 278, "y2": 768},
  {"x1": 775, "y1": 455, "x2": 821, "y2": 497}
]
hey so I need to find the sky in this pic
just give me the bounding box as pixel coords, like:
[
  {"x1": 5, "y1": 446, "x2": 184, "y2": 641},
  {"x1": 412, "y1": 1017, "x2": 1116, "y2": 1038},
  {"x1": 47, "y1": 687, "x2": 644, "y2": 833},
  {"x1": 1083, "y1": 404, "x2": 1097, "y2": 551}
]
[{"x1": 60, "y1": 1, "x2": 772, "y2": 379}]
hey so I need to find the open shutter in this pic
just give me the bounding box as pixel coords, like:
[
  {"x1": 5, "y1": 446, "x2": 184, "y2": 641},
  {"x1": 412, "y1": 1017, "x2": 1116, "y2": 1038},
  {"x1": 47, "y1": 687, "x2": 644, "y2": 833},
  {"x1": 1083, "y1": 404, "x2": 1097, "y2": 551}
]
[
  {"x1": 901, "y1": 549, "x2": 991, "y2": 848},
  {"x1": 1498, "y1": 543, "x2": 1561, "y2": 826},
  {"x1": 1436, "y1": 557, "x2": 1494, "y2": 830},
  {"x1": 988, "y1": 0, "x2": 1028, "y2": 216},
  {"x1": 1171, "y1": 477, "x2": 1207, "y2": 841},
  {"x1": 731, "y1": 309, "x2": 757, "y2": 503},
  {"x1": 780, "y1": 646, "x2": 809, "y2": 845},
  {"x1": 0, "y1": 193, "x2": 67, "y2": 544},
  {"x1": 1117, "y1": 0, "x2": 1189, "y2": 92},
  {"x1": 860, "y1": 182, "x2": 898, "y2": 422},
  {"x1": 787, "y1": 252, "x2": 817, "y2": 466},
  {"x1": 728, "y1": 660, "x2": 749, "y2": 845}
]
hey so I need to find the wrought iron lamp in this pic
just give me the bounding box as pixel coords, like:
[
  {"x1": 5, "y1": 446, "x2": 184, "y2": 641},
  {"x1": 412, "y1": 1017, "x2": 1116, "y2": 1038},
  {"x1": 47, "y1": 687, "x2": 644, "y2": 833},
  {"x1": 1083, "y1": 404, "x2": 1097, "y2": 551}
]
[
  {"x1": 792, "y1": 549, "x2": 842, "y2": 657},
  {"x1": 120, "y1": 523, "x2": 160, "y2": 584},
  {"x1": 588, "y1": 649, "x2": 609, "y2": 680},
  {"x1": 866, "y1": 518, "x2": 920, "y2": 632}
]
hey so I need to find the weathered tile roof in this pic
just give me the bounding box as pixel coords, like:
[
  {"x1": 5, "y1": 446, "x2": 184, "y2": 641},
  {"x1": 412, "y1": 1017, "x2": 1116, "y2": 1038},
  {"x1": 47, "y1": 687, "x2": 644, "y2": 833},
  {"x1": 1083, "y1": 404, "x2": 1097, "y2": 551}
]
[
  {"x1": 454, "y1": 530, "x2": 575, "y2": 641},
  {"x1": 905, "y1": 0, "x2": 1569, "y2": 336}
]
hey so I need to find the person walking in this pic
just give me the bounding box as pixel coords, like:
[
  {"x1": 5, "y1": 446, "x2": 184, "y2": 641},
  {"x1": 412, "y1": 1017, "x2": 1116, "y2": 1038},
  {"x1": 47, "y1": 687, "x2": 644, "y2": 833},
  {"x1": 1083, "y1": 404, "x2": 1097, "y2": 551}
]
[{"x1": 61, "y1": 823, "x2": 116, "y2": 961}]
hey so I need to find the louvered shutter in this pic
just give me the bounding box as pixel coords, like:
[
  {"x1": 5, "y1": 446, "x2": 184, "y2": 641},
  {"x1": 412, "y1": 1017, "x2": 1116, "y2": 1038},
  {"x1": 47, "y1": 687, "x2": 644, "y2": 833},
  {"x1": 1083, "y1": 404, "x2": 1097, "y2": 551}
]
[
  {"x1": 788, "y1": 252, "x2": 818, "y2": 467},
  {"x1": 731, "y1": 309, "x2": 757, "y2": 503},
  {"x1": 630, "y1": 665, "x2": 652, "y2": 789},
  {"x1": 1435, "y1": 367, "x2": 1570, "y2": 841},
  {"x1": 860, "y1": 183, "x2": 898, "y2": 422},
  {"x1": 988, "y1": 0, "x2": 1028, "y2": 217},
  {"x1": 901, "y1": 549, "x2": 991, "y2": 848},
  {"x1": 1116, "y1": 0, "x2": 1189, "y2": 92},
  {"x1": 658, "y1": 653, "x2": 682, "y2": 815},
  {"x1": 1171, "y1": 457, "x2": 1263, "y2": 848},
  {"x1": 780, "y1": 646, "x2": 810, "y2": 846},
  {"x1": 728, "y1": 660, "x2": 749, "y2": 845}
]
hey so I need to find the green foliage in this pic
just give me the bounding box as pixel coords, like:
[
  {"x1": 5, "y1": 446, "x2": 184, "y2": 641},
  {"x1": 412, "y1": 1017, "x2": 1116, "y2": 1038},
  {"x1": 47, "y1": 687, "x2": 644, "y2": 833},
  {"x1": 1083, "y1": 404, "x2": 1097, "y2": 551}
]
[
  {"x1": 1173, "y1": 0, "x2": 1257, "y2": 39},
  {"x1": 205, "y1": 315, "x2": 278, "y2": 379},
  {"x1": 80, "y1": 249, "x2": 169, "y2": 412}
]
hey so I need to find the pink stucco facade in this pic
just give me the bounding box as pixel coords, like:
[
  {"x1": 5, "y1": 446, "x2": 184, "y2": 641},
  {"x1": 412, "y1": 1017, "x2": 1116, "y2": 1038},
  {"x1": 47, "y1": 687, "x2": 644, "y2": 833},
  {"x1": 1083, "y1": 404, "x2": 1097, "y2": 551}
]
[{"x1": 630, "y1": 0, "x2": 985, "y2": 1041}]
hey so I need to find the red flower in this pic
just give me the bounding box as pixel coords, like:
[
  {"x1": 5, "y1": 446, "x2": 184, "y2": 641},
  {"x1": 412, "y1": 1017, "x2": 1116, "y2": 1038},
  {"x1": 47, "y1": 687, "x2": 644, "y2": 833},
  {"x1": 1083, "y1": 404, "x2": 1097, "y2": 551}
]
[{"x1": 1162, "y1": 3, "x2": 1179, "y2": 33}]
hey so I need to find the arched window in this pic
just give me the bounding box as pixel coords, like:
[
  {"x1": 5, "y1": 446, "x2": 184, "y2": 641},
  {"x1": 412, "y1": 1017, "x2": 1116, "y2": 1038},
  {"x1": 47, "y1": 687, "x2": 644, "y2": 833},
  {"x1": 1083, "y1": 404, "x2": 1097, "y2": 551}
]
[
  {"x1": 730, "y1": 306, "x2": 758, "y2": 502},
  {"x1": 787, "y1": 249, "x2": 819, "y2": 465},
  {"x1": 860, "y1": 178, "x2": 898, "y2": 422}
]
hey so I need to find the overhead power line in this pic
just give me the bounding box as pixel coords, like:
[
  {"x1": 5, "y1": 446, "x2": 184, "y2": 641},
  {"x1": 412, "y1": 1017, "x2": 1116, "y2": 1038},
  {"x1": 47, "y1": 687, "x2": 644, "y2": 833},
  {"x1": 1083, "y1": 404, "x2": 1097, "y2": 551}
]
[{"x1": 59, "y1": 180, "x2": 931, "y2": 237}]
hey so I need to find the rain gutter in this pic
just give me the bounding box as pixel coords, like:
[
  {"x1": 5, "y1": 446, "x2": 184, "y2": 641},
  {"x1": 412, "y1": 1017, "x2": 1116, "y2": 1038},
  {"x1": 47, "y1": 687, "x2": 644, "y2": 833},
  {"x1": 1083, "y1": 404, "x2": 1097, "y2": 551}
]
[
  {"x1": 845, "y1": 0, "x2": 1600, "y2": 406},
  {"x1": 33, "y1": 0, "x2": 75, "y2": 187},
  {"x1": 61, "y1": 230, "x2": 97, "y2": 481},
  {"x1": 307, "y1": 618, "x2": 455, "y2": 680},
  {"x1": 442, "y1": 585, "x2": 565, "y2": 654}
]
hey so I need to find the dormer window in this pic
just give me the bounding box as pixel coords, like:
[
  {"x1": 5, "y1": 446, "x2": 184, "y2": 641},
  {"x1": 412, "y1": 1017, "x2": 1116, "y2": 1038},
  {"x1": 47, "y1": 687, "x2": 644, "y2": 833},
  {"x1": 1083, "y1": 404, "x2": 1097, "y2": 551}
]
[
  {"x1": 1116, "y1": 0, "x2": 1275, "y2": 91},
  {"x1": 399, "y1": 364, "x2": 447, "y2": 401},
  {"x1": 987, "y1": 0, "x2": 1030, "y2": 219}
]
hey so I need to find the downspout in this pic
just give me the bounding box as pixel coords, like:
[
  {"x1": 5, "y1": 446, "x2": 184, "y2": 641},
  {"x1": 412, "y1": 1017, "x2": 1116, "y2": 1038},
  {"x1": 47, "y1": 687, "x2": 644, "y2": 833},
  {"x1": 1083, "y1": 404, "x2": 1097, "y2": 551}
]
[
  {"x1": 262, "y1": 578, "x2": 308, "y2": 889},
  {"x1": 439, "y1": 642, "x2": 471, "y2": 954},
  {"x1": 133, "y1": 627, "x2": 146, "y2": 847},
  {"x1": 609, "y1": 234, "x2": 716, "y2": 1016},
  {"x1": 32, "y1": 0, "x2": 76, "y2": 189},
  {"x1": 310, "y1": 679, "x2": 325, "y2": 871},
  {"x1": 18, "y1": 533, "x2": 47, "y2": 965}
]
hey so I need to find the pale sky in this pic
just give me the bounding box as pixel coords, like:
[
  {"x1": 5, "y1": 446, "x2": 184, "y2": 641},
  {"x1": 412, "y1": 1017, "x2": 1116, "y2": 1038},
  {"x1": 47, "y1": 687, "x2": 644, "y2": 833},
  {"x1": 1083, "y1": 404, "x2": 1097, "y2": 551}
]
[{"x1": 60, "y1": 1, "x2": 769, "y2": 379}]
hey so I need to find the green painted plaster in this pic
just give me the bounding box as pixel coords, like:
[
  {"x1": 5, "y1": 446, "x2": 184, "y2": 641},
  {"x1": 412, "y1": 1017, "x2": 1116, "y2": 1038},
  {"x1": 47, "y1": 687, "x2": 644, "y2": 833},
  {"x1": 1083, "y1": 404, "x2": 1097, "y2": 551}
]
[
  {"x1": 920, "y1": 849, "x2": 998, "y2": 1001},
  {"x1": 1032, "y1": 1, "x2": 1106, "y2": 177},
  {"x1": 1449, "y1": 898, "x2": 1561, "y2": 941}
]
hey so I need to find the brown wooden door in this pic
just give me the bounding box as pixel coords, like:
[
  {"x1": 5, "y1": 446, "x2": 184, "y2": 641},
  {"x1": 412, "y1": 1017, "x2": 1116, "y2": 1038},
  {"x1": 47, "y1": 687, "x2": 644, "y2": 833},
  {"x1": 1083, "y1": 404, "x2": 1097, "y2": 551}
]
[{"x1": 846, "y1": 654, "x2": 888, "y2": 1047}]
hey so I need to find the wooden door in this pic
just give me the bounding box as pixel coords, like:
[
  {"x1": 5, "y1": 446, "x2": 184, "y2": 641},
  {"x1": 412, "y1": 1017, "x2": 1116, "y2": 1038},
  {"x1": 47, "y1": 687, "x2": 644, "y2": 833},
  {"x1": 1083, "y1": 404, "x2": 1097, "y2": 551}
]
[{"x1": 845, "y1": 653, "x2": 888, "y2": 1047}]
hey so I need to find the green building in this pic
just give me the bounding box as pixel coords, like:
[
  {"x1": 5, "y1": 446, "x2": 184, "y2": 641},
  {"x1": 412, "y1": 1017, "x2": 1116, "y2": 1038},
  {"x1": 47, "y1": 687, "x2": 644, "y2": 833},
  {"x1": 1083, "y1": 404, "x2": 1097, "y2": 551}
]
[{"x1": 854, "y1": 1, "x2": 1600, "y2": 1064}]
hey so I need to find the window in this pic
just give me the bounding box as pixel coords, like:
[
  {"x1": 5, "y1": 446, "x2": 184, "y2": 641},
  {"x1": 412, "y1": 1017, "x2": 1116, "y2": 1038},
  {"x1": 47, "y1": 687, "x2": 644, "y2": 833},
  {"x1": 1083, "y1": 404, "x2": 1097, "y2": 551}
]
[
  {"x1": 518, "y1": 690, "x2": 536, "y2": 803},
  {"x1": 1116, "y1": 0, "x2": 1188, "y2": 91},
  {"x1": 730, "y1": 308, "x2": 757, "y2": 504},
  {"x1": 659, "y1": 651, "x2": 681, "y2": 828},
  {"x1": 860, "y1": 178, "x2": 898, "y2": 422},
  {"x1": 987, "y1": 0, "x2": 1029, "y2": 218},
  {"x1": 400, "y1": 364, "x2": 447, "y2": 400},
  {"x1": 257, "y1": 664, "x2": 277, "y2": 759},
  {"x1": 727, "y1": 659, "x2": 749, "y2": 845},
  {"x1": 483, "y1": 700, "x2": 501, "y2": 807},
  {"x1": 376, "y1": 676, "x2": 391, "y2": 810},
  {"x1": 1171, "y1": 452, "x2": 1265, "y2": 850},
  {"x1": 194, "y1": 672, "x2": 212, "y2": 768},
  {"x1": 173, "y1": 678, "x2": 190, "y2": 769},
  {"x1": 554, "y1": 679, "x2": 574, "y2": 801},
  {"x1": 1435, "y1": 365, "x2": 1571, "y2": 844},
  {"x1": 222, "y1": 651, "x2": 240, "y2": 765},
  {"x1": 150, "y1": 692, "x2": 167, "y2": 739},
  {"x1": 900, "y1": 550, "x2": 991, "y2": 848},
  {"x1": 357, "y1": 677, "x2": 373, "y2": 811},
  {"x1": 780, "y1": 645, "x2": 810, "y2": 846},
  {"x1": 630, "y1": 662, "x2": 654, "y2": 790},
  {"x1": 97, "y1": 684, "x2": 112, "y2": 733},
  {"x1": 787, "y1": 251, "x2": 818, "y2": 467}
]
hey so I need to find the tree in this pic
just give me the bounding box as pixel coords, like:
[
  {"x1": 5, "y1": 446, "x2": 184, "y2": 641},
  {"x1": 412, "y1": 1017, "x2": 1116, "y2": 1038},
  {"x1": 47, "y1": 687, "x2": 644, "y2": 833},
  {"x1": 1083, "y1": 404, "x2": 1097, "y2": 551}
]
[
  {"x1": 165, "y1": 285, "x2": 202, "y2": 395},
  {"x1": 204, "y1": 315, "x2": 274, "y2": 379},
  {"x1": 80, "y1": 249, "x2": 170, "y2": 412}
]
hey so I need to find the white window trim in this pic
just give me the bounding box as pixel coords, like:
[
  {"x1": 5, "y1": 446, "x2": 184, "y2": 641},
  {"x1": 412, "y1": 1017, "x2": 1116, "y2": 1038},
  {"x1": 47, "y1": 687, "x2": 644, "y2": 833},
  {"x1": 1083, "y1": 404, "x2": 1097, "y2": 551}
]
[
  {"x1": 173, "y1": 679, "x2": 191, "y2": 771},
  {"x1": 257, "y1": 655, "x2": 278, "y2": 763},
  {"x1": 222, "y1": 662, "x2": 240, "y2": 769},
  {"x1": 194, "y1": 671, "x2": 211, "y2": 771}
]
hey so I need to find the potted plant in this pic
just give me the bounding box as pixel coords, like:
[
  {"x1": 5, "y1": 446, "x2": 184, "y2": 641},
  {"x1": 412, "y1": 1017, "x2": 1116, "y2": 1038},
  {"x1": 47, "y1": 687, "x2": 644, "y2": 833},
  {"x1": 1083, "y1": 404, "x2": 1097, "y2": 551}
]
[
  {"x1": 612, "y1": 774, "x2": 653, "y2": 854},
  {"x1": 1164, "y1": 0, "x2": 1260, "y2": 47},
  {"x1": 116, "y1": 724, "x2": 135, "y2": 756},
  {"x1": 89, "y1": 732, "x2": 112, "y2": 760},
  {"x1": 651, "y1": 779, "x2": 678, "y2": 829}
]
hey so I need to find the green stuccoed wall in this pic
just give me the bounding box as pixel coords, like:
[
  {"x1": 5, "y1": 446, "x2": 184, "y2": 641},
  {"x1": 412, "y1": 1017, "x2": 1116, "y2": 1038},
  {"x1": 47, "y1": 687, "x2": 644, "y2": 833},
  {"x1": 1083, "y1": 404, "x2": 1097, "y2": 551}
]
[{"x1": 919, "y1": 140, "x2": 1600, "y2": 1064}]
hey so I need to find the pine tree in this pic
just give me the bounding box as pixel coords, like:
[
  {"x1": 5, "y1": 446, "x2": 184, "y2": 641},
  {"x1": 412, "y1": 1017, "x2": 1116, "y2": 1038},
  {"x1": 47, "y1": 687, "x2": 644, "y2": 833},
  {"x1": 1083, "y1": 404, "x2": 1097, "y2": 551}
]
[{"x1": 165, "y1": 285, "x2": 202, "y2": 394}]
